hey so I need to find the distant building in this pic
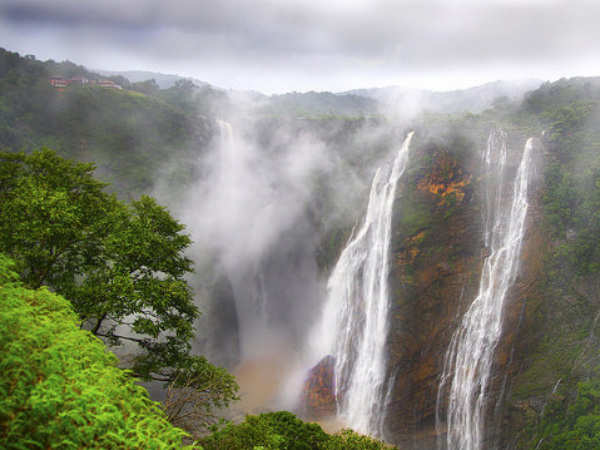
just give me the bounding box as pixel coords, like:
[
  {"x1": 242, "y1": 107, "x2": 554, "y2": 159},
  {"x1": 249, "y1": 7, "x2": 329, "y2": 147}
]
[
  {"x1": 98, "y1": 79, "x2": 123, "y2": 89},
  {"x1": 49, "y1": 77, "x2": 68, "y2": 90},
  {"x1": 68, "y1": 76, "x2": 89, "y2": 84},
  {"x1": 48, "y1": 76, "x2": 122, "y2": 90}
]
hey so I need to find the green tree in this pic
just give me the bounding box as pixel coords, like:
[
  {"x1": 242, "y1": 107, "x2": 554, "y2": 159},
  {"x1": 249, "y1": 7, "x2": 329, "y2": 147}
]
[
  {"x1": 0, "y1": 254, "x2": 194, "y2": 449},
  {"x1": 130, "y1": 78, "x2": 160, "y2": 95},
  {"x1": 0, "y1": 149, "x2": 238, "y2": 428},
  {"x1": 0, "y1": 149, "x2": 113, "y2": 290}
]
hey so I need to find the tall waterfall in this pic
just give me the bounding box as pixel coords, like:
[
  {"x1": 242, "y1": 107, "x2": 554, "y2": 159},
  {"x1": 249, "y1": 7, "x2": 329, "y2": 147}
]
[
  {"x1": 212, "y1": 119, "x2": 271, "y2": 351},
  {"x1": 217, "y1": 119, "x2": 236, "y2": 169},
  {"x1": 309, "y1": 132, "x2": 414, "y2": 436},
  {"x1": 437, "y1": 131, "x2": 535, "y2": 450}
]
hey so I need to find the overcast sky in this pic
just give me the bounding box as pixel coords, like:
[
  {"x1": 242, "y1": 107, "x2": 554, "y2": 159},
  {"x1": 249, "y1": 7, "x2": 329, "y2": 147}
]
[{"x1": 1, "y1": 0, "x2": 599, "y2": 94}]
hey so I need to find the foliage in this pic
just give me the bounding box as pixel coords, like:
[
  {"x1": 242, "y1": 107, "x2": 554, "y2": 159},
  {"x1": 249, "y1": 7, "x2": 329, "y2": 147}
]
[
  {"x1": 47, "y1": 83, "x2": 191, "y2": 194},
  {"x1": 519, "y1": 378, "x2": 600, "y2": 450},
  {"x1": 0, "y1": 253, "x2": 194, "y2": 449},
  {"x1": 522, "y1": 77, "x2": 600, "y2": 113},
  {"x1": 155, "y1": 79, "x2": 227, "y2": 117},
  {"x1": 541, "y1": 100, "x2": 600, "y2": 275},
  {"x1": 255, "y1": 412, "x2": 330, "y2": 450},
  {"x1": 0, "y1": 149, "x2": 113, "y2": 290},
  {"x1": 197, "y1": 415, "x2": 285, "y2": 450},
  {"x1": 325, "y1": 429, "x2": 395, "y2": 450},
  {"x1": 508, "y1": 77, "x2": 600, "y2": 449},
  {"x1": 197, "y1": 412, "x2": 394, "y2": 450},
  {"x1": 0, "y1": 149, "x2": 238, "y2": 426},
  {"x1": 162, "y1": 354, "x2": 240, "y2": 434}
]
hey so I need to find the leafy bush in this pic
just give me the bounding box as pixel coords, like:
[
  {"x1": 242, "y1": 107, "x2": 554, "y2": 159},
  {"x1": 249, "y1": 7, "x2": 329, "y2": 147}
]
[
  {"x1": 0, "y1": 254, "x2": 193, "y2": 449},
  {"x1": 254, "y1": 412, "x2": 329, "y2": 450},
  {"x1": 197, "y1": 412, "x2": 394, "y2": 450},
  {"x1": 325, "y1": 429, "x2": 395, "y2": 450}
]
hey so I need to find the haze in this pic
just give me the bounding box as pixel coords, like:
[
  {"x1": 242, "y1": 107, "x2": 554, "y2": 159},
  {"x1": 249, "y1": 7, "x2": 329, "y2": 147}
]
[{"x1": 1, "y1": 0, "x2": 599, "y2": 94}]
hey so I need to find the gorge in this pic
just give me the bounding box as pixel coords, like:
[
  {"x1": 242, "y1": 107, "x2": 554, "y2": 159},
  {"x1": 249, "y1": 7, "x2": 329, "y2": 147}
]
[
  {"x1": 197, "y1": 115, "x2": 547, "y2": 449},
  {"x1": 188, "y1": 99, "x2": 598, "y2": 450}
]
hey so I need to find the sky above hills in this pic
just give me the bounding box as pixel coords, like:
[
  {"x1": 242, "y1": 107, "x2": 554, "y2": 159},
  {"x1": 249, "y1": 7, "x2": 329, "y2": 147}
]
[{"x1": 1, "y1": 0, "x2": 599, "y2": 94}]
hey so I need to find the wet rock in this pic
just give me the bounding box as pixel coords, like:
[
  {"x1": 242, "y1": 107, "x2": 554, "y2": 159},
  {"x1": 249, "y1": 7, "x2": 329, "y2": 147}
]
[
  {"x1": 384, "y1": 142, "x2": 484, "y2": 447},
  {"x1": 301, "y1": 355, "x2": 337, "y2": 419}
]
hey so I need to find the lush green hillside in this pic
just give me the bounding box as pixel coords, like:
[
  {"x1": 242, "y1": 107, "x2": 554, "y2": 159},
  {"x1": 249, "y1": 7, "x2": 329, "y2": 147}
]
[
  {"x1": 506, "y1": 78, "x2": 600, "y2": 450},
  {"x1": 0, "y1": 249, "x2": 397, "y2": 448},
  {"x1": 0, "y1": 149, "x2": 239, "y2": 441}
]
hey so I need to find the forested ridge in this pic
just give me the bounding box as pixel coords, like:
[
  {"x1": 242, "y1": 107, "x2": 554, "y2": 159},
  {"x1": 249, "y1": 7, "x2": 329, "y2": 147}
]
[{"x1": 2, "y1": 47, "x2": 600, "y2": 449}]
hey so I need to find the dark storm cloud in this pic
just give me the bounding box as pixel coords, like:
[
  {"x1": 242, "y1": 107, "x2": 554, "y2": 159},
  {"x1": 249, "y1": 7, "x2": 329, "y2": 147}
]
[{"x1": 1, "y1": 0, "x2": 599, "y2": 92}]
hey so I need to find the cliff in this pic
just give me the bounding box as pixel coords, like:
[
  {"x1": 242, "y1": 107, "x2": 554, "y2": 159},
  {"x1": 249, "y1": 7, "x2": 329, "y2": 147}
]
[
  {"x1": 383, "y1": 131, "x2": 547, "y2": 449},
  {"x1": 384, "y1": 132, "x2": 483, "y2": 447}
]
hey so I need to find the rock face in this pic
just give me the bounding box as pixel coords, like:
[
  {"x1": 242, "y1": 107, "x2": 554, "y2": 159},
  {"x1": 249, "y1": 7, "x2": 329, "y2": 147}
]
[
  {"x1": 301, "y1": 355, "x2": 337, "y2": 419},
  {"x1": 490, "y1": 188, "x2": 547, "y2": 450},
  {"x1": 382, "y1": 135, "x2": 546, "y2": 449},
  {"x1": 383, "y1": 139, "x2": 483, "y2": 448}
]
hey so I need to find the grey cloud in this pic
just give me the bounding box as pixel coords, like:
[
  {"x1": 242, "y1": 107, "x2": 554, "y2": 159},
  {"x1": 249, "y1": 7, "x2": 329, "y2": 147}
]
[
  {"x1": 2, "y1": 0, "x2": 599, "y2": 92},
  {"x1": 319, "y1": 1, "x2": 600, "y2": 67}
]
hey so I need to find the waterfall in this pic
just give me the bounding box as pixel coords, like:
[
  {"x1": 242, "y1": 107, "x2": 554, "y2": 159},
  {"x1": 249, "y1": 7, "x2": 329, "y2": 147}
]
[
  {"x1": 212, "y1": 119, "x2": 272, "y2": 353},
  {"x1": 437, "y1": 131, "x2": 535, "y2": 450},
  {"x1": 309, "y1": 131, "x2": 414, "y2": 437},
  {"x1": 216, "y1": 119, "x2": 236, "y2": 171},
  {"x1": 217, "y1": 119, "x2": 235, "y2": 153}
]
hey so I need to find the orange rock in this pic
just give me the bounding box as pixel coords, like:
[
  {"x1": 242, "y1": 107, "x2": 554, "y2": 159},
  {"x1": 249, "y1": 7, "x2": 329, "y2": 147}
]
[{"x1": 301, "y1": 355, "x2": 337, "y2": 419}]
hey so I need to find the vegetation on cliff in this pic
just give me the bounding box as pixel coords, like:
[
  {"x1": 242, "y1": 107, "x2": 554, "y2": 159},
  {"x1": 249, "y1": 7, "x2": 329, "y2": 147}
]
[
  {"x1": 381, "y1": 78, "x2": 600, "y2": 447},
  {"x1": 0, "y1": 47, "x2": 220, "y2": 197},
  {"x1": 0, "y1": 254, "x2": 194, "y2": 449},
  {"x1": 499, "y1": 77, "x2": 600, "y2": 450}
]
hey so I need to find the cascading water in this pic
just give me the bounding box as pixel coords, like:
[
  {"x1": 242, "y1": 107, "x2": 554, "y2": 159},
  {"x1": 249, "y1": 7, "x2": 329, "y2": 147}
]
[
  {"x1": 216, "y1": 119, "x2": 238, "y2": 175},
  {"x1": 308, "y1": 132, "x2": 414, "y2": 437},
  {"x1": 212, "y1": 119, "x2": 271, "y2": 351},
  {"x1": 437, "y1": 130, "x2": 535, "y2": 450}
]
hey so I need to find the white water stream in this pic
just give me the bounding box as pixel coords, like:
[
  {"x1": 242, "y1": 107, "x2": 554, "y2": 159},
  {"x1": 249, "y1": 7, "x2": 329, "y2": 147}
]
[
  {"x1": 308, "y1": 132, "x2": 414, "y2": 437},
  {"x1": 437, "y1": 131, "x2": 535, "y2": 450}
]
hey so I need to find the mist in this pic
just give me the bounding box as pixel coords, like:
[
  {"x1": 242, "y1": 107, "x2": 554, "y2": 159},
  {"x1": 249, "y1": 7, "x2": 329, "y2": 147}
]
[{"x1": 150, "y1": 90, "x2": 412, "y2": 413}]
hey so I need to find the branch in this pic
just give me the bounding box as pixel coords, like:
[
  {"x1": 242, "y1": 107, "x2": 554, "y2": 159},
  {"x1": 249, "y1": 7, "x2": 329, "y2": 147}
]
[
  {"x1": 90, "y1": 313, "x2": 107, "y2": 335},
  {"x1": 96, "y1": 332, "x2": 148, "y2": 345}
]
